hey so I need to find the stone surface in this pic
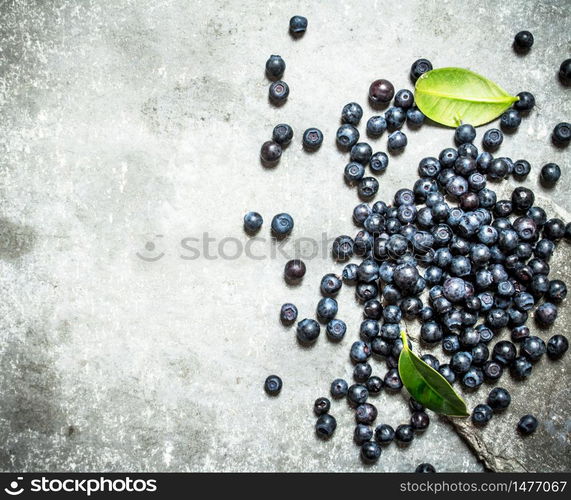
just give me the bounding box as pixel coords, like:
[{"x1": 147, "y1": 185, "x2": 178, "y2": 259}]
[{"x1": 0, "y1": 0, "x2": 568, "y2": 472}]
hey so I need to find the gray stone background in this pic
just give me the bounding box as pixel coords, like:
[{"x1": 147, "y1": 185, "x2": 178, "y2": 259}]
[{"x1": 0, "y1": 0, "x2": 569, "y2": 472}]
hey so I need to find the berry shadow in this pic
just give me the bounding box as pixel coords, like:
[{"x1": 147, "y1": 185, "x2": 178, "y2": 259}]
[
  {"x1": 368, "y1": 97, "x2": 390, "y2": 112},
  {"x1": 260, "y1": 157, "x2": 280, "y2": 168},
  {"x1": 268, "y1": 96, "x2": 287, "y2": 108}
]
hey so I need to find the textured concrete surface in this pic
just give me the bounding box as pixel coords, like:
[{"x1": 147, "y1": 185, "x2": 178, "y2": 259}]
[{"x1": 0, "y1": 0, "x2": 569, "y2": 472}]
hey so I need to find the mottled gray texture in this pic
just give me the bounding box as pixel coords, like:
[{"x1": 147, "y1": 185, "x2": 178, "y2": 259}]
[{"x1": 0, "y1": 0, "x2": 568, "y2": 472}]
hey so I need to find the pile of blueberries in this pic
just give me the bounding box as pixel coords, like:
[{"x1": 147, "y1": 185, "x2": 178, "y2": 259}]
[{"x1": 253, "y1": 20, "x2": 571, "y2": 469}]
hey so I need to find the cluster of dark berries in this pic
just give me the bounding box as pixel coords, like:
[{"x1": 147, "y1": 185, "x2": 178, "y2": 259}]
[
  {"x1": 256, "y1": 17, "x2": 570, "y2": 469},
  {"x1": 244, "y1": 211, "x2": 295, "y2": 237},
  {"x1": 261, "y1": 23, "x2": 325, "y2": 164}
]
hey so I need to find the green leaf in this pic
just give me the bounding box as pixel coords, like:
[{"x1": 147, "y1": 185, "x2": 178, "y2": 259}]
[
  {"x1": 414, "y1": 67, "x2": 518, "y2": 127},
  {"x1": 398, "y1": 329, "x2": 469, "y2": 417}
]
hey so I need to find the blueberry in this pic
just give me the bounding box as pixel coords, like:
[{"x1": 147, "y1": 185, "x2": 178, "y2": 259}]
[
  {"x1": 354, "y1": 363, "x2": 373, "y2": 383},
  {"x1": 410, "y1": 58, "x2": 433, "y2": 81},
  {"x1": 492, "y1": 340, "x2": 517, "y2": 365},
  {"x1": 416, "y1": 463, "x2": 436, "y2": 473},
  {"x1": 462, "y1": 367, "x2": 484, "y2": 388},
  {"x1": 384, "y1": 368, "x2": 403, "y2": 391},
  {"x1": 289, "y1": 15, "x2": 308, "y2": 34},
  {"x1": 347, "y1": 383, "x2": 369, "y2": 406},
  {"x1": 351, "y1": 142, "x2": 373, "y2": 163},
  {"x1": 393, "y1": 89, "x2": 414, "y2": 110},
  {"x1": 350, "y1": 341, "x2": 372, "y2": 364},
  {"x1": 410, "y1": 411, "x2": 430, "y2": 432},
  {"x1": 527, "y1": 207, "x2": 548, "y2": 228},
  {"x1": 356, "y1": 402, "x2": 378, "y2": 425},
  {"x1": 421, "y1": 354, "x2": 440, "y2": 371},
  {"x1": 358, "y1": 177, "x2": 379, "y2": 199},
  {"x1": 332, "y1": 235, "x2": 355, "y2": 260},
  {"x1": 540, "y1": 163, "x2": 561, "y2": 186},
  {"x1": 439, "y1": 364, "x2": 456, "y2": 384},
  {"x1": 442, "y1": 277, "x2": 468, "y2": 303},
  {"x1": 265, "y1": 55, "x2": 286, "y2": 79},
  {"x1": 383, "y1": 304, "x2": 402, "y2": 323},
  {"x1": 395, "y1": 424, "x2": 414, "y2": 444},
  {"x1": 353, "y1": 203, "x2": 372, "y2": 225},
  {"x1": 547, "y1": 334, "x2": 569, "y2": 359},
  {"x1": 374, "y1": 424, "x2": 395, "y2": 445},
  {"x1": 330, "y1": 378, "x2": 348, "y2": 398},
  {"x1": 513, "y1": 159, "x2": 531, "y2": 178},
  {"x1": 552, "y1": 122, "x2": 570, "y2": 147},
  {"x1": 458, "y1": 143, "x2": 478, "y2": 158},
  {"x1": 361, "y1": 441, "x2": 382, "y2": 463},
  {"x1": 488, "y1": 157, "x2": 509, "y2": 180},
  {"x1": 272, "y1": 123, "x2": 294, "y2": 145},
  {"x1": 446, "y1": 175, "x2": 468, "y2": 198},
  {"x1": 511, "y1": 325, "x2": 530, "y2": 342},
  {"x1": 321, "y1": 273, "x2": 342, "y2": 296},
  {"x1": 336, "y1": 124, "x2": 360, "y2": 149},
  {"x1": 314, "y1": 397, "x2": 331, "y2": 415},
  {"x1": 264, "y1": 375, "x2": 282, "y2": 395},
  {"x1": 317, "y1": 297, "x2": 338, "y2": 321},
  {"x1": 472, "y1": 404, "x2": 493, "y2": 425},
  {"x1": 284, "y1": 259, "x2": 306, "y2": 282},
  {"x1": 315, "y1": 414, "x2": 337, "y2": 439},
  {"x1": 511, "y1": 356, "x2": 533, "y2": 379},
  {"x1": 366, "y1": 376, "x2": 384, "y2": 394},
  {"x1": 369, "y1": 79, "x2": 395, "y2": 103},
  {"x1": 380, "y1": 323, "x2": 400, "y2": 341},
  {"x1": 297, "y1": 318, "x2": 320, "y2": 344},
  {"x1": 443, "y1": 334, "x2": 461, "y2": 354},
  {"x1": 543, "y1": 218, "x2": 566, "y2": 240},
  {"x1": 478, "y1": 188, "x2": 497, "y2": 209},
  {"x1": 271, "y1": 213, "x2": 294, "y2": 235},
  {"x1": 370, "y1": 152, "x2": 389, "y2": 173},
  {"x1": 483, "y1": 360, "x2": 503, "y2": 381},
  {"x1": 487, "y1": 387, "x2": 511, "y2": 412},
  {"x1": 513, "y1": 92, "x2": 535, "y2": 113},
  {"x1": 360, "y1": 319, "x2": 380, "y2": 340},
  {"x1": 341, "y1": 102, "x2": 363, "y2": 125},
  {"x1": 385, "y1": 106, "x2": 406, "y2": 130},
  {"x1": 371, "y1": 337, "x2": 391, "y2": 357},
  {"x1": 356, "y1": 282, "x2": 379, "y2": 302},
  {"x1": 388, "y1": 130, "x2": 407, "y2": 151},
  {"x1": 365, "y1": 116, "x2": 387, "y2": 137},
  {"x1": 280, "y1": 303, "x2": 298, "y2": 324},
  {"x1": 514, "y1": 30, "x2": 534, "y2": 50},
  {"x1": 530, "y1": 273, "x2": 550, "y2": 296},
  {"x1": 269, "y1": 80, "x2": 289, "y2": 102},
  {"x1": 517, "y1": 414, "x2": 538, "y2": 435},
  {"x1": 471, "y1": 343, "x2": 489, "y2": 365},
  {"x1": 535, "y1": 302, "x2": 557, "y2": 327},
  {"x1": 260, "y1": 140, "x2": 282, "y2": 163},
  {"x1": 455, "y1": 124, "x2": 476, "y2": 144},
  {"x1": 514, "y1": 293, "x2": 534, "y2": 311},
  {"x1": 354, "y1": 424, "x2": 374, "y2": 445},
  {"x1": 326, "y1": 319, "x2": 347, "y2": 341},
  {"x1": 521, "y1": 335, "x2": 546, "y2": 361},
  {"x1": 302, "y1": 128, "x2": 324, "y2": 150},
  {"x1": 500, "y1": 109, "x2": 522, "y2": 131},
  {"x1": 450, "y1": 351, "x2": 472, "y2": 373},
  {"x1": 244, "y1": 211, "x2": 263, "y2": 232},
  {"x1": 559, "y1": 58, "x2": 571, "y2": 85},
  {"x1": 401, "y1": 297, "x2": 423, "y2": 320},
  {"x1": 407, "y1": 107, "x2": 425, "y2": 126}
]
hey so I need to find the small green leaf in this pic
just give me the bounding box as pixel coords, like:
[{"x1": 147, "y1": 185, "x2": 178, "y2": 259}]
[
  {"x1": 415, "y1": 67, "x2": 518, "y2": 127},
  {"x1": 398, "y1": 330, "x2": 469, "y2": 417}
]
